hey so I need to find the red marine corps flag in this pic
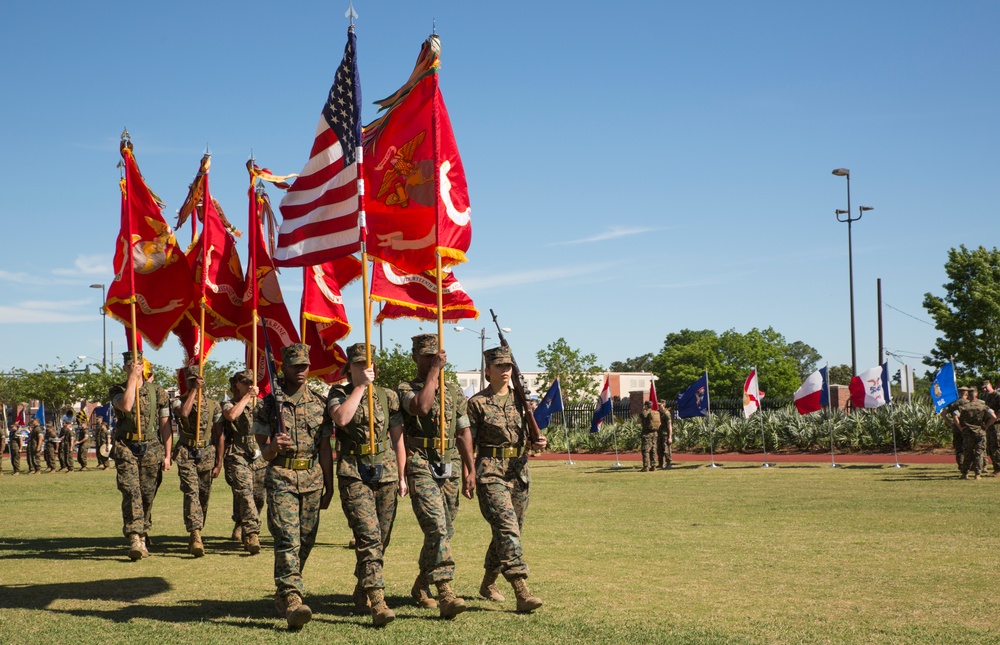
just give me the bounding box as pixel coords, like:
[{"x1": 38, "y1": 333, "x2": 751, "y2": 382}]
[
  {"x1": 105, "y1": 134, "x2": 194, "y2": 348},
  {"x1": 362, "y1": 34, "x2": 472, "y2": 275},
  {"x1": 301, "y1": 256, "x2": 361, "y2": 382},
  {"x1": 370, "y1": 261, "x2": 477, "y2": 323}
]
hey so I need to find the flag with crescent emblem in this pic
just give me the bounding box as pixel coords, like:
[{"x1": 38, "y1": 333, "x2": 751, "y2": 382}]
[
  {"x1": 363, "y1": 34, "x2": 472, "y2": 275},
  {"x1": 105, "y1": 141, "x2": 194, "y2": 348},
  {"x1": 370, "y1": 261, "x2": 477, "y2": 323}
]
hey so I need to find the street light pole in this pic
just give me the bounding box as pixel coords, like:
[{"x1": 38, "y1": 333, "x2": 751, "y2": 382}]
[
  {"x1": 89, "y1": 284, "x2": 107, "y2": 370},
  {"x1": 455, "y1": 325, "x2": 510, "y2": 391}
]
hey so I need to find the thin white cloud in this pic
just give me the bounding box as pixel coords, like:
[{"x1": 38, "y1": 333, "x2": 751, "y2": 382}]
[
  {"x1": 462, "y1": 262, "x2": 617, "y2": 291},
  {"x1": 52, "y1": 254, "x2": 112, "y2": 277},
  {"x1": 0, "y1": 270, "x2": 53, "y2": 285},
  {"x1": 0, "y1": 304, "x2": 94, "y2": 324},
  {"x1": 549, "y1": 226, "x2": 657, "y2": 246},
  {"x1": 19, "y1": 299, "x2": 93, "y2": 311}
]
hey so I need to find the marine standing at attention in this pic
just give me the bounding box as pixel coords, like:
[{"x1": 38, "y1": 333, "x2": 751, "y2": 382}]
[
  {"x1": 328, "y1": 342, "x2": 408, "y2": 627},
  {"x1": 110, "y1": 351, "x2": 172, "y2": 561},
  {"x1": 467, "y1": 346, "x2": 547, "y2": 612},
  {"x1": 172, "y1": 366, "x2": 225, "y2": 557},
  {"x1": 398, "y1": 334, "x2": 475, "y2": 618},
  {"x1": 253, "y1": 343, "x2": 333, "y2": 631}
]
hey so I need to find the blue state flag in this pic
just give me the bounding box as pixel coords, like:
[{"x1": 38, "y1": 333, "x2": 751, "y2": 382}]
[
  {"x1": 93, "y1": 403, "x2": 113, "y2": 425},
  {"x1": 930, "y1": 361, "x2": 958, "y2": 413},
  {"x1": 676, "y1": 373, "x2": 709, "y2": 419},
  {"x1": 533, "y1": 379, "x2": 564, "y2": 430},
  {"x1": 33, "y1": 405, "x2": 46, "y2": 425}
]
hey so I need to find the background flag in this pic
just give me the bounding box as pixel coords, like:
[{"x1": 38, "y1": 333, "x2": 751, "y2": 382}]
[
  {"x1": 591, "y1": 376, "x2": 612, "y2": 433},
  {"x1": 276, "y1": 27, "x2": 362, "y2": 266},
  {"x1": 534, "y1": 378, "x2": 564, "y2": 430},
  {"x1": 794, "y1": 367, "x2": 829, "y2": 415},
  {"x1": 743, "y1": 368, "x2": 762, "y2": 418},
  {"x1": 105, "y1": 141, "x2": 194, "y2": 348},
  {"x1": 850, "y1": 363, "x2": 891, "y2": 409},
  {"x1": 649, "y1": 379, "x2": 659, "y2": 412},
  {"x1": 362, "y1": 34, "x2": 471, "y2": 274},
  {"x1": 677, "y1": 373, "x2": 709, "y2": 419},
  {"x1": 930, "y1": 361, "x2": 959, "y2": 413}
]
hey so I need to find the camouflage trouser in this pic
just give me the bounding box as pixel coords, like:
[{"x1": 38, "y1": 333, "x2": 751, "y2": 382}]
[
  {"x1": 339, "y1": 476, "x2": 398, "y2": 590},
  {"x1": 95, "y1": 437, "x2": 111, "y2": 468},
  {"x1": 266, "y1": 486, "x2": 321, "y2": 599},
  {"x1": 176, "y1": 444, "x2": 216, "y2": 532},
  {"x1": 60, "y1": 441, "x2": 73, "y2": 471},
  {"x1": 406, "y1": 458, "x2": 460, "y2": 584},
  {"x1": 658, "y1": 431, "x2": 672, "y2": 467},
  {"x1": 640, "y1": 433, "x2": 657, "y2": 469},
  {"x1": 225, "y1": 451, "x2": 263, "y2": 536},
  {"x1": 961, "y1": 428, "x2": 987, "y2": 476},
  {"x1": 477, "y1": 476, "x2": 530, "y2": 581},
  {"x1": 8, "y1": 440, "x2": 21, "y2": 473},
  {"x1": 27, "y1": 447, "x2": 41, "y2": 473},
  {"x1": 0, "y1": 436, "x2": 5, "y2": 471},
  {"x1": 113, "y1": 441, "x2": 164, "y2": 537},
  {"x1": 77, "y1": 439, "x2": 89, "y2": 468},
  {"x1": 953, "y1": 428, "x2": 963, "y2": 469},
  {"x1": 986, "y1": 426, "x2": 1000, "y2": 474},
  {"x1": 44, "y1": 444, "x2": 57, "y2": 470}
]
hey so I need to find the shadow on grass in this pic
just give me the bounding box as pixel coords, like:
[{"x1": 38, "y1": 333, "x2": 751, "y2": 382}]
[
  {"x1": 0, "y1": 536, "x2": 131, "y2": 561},
  {"x1": 0, "y1": 577, "x2": 172, "y2": 608}
]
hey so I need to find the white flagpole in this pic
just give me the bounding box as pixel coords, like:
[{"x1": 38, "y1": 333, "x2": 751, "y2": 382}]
[
  {"x1": 886, "y1": 362, "x2": 904, "y2": 469},
  {"x1": 706, "y1": 369, "x2": 719, "y2": 468},
  {"x1": 756, "y1": 366, "x2": 772, "y2": 468},
  {"x1": 608, "y1": 375, "x2": 622, "y2": 468}
]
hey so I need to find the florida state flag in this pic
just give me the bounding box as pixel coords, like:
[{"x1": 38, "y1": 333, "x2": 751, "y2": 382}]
[
  {"x1": 370, "y1": 261, "x2": 478, "y2": 323},
  {"x1": 105, "y1": 139, "x2": 194, "y2": 348},
  {"x1": 362, "y1": 34, "x2": 471, "y2": 275}
]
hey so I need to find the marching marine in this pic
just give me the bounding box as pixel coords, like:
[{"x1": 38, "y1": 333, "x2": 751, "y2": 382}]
[
  {"x1": 397, "y1": 334, "x2": 474, "y2": 618},
  {"x1": 253, "y1": 343, "x2": 333, "y2": 631},
  {"x1": 328, "y1": 342, "x2": 408, "y2": 627},
  {"x1": 110, "y1": 351, "x2": 172, "y2": 560},
  {"x1": 467, "y1": 346, "x2": 547, "y2": 612},
  {"x1": 172, "y1": 366, "x2": 225, "y2": 557},
  {"x1": 221, "y1": 369, "x2": 262, "y2": 555}
]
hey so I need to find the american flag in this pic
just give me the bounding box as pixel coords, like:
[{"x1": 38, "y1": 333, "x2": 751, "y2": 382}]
[{"x1": 275, "y1": 27, "x2": 362, "y2": 266}]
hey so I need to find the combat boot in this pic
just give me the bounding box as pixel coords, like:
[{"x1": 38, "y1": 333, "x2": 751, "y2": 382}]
[
  {"x1": 367, "y1": 588, "x2": 395, "y2": 627},
  {"x1": 411, "y1": 573, "x2": 437, "y2": 608},
  {"x1": 189, "y1": 530, "x2": 205, "y2": 557},
  {"x1": 274, "y1": 593, "x2": 287, "y2": 618},
  {"x1": 128, "y1": 533, "x2": 143, "y2": 561},
  {"x1": 435, "y1": 581, "x2": 467, "y2": 619},
  {"x1": 510, "y1": 577, "x2": 542, "y2": 613},
  {"x1": 139, "y1": 535, "x2": 150, "y2": 558},
  {"x1": 244, "y1": 532, "x2": 260, "y2": 555},
  {"x1": 284, "y1": 592, "x2": 312, "y2": 629},
  {"x1": 479, "y1": 570, "x2": 505, "y2": 602},
  {"x1": 641, "y1": 466, "x2": 649, "y2": 472},
  {"x1": 352, "y1": 583, "x2": 370, "y2": 614},
  {"x1": 231, "y1": 523, "x2": 242, "y2": 542}
]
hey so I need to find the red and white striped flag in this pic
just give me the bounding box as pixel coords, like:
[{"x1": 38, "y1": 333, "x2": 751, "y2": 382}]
[{"x1": 275, "y1": 27, "x2": 362, "y2": 267}]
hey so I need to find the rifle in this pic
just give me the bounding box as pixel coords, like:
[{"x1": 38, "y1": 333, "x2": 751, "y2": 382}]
[
  {"x1": 489, "y1": 309, "x2": 542, "y2": 445},
  {"x1": 260, "y1": 317, "x2": 288, "y2": 439}
]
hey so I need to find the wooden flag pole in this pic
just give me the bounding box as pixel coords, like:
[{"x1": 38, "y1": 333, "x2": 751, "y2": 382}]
[{"x1": 122, "y1": 133, "x2": 143, "y2": 442}]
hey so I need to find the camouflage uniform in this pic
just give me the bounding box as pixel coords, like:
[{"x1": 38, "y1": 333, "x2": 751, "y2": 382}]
[
  {"x1": 94, "y1": 423, "x2": 112, "y2": 469},
  {"x1": 253, "y1": 345, "x2": 332, "y2": 602},
  {"x1": 329, "y1": 348, "x2": 403, "y2": 593},
  {"x1": 224, "y1": 370, "x2": 264, "y2": 538},
  {"x1": 657, "y1": 408, "x2": 673, "y2": 468},
  {"x1": 44, "y1": 425, "x2": 58, "y2": 471},
  {"x1": 8, "y1": 427, "x2": 22, "y2": 474},
  {"x1": 76, "y1": 422, "x2": 90, "y2": 470},
  {"x1": 956, "y1": 400, "x2": 995, "y2": 478},
  {"x1": 983, "y1": 387, "x2": 1000, "y2": 475},
  {"x1": 27, "y1": 423, "x2": 43, "y2": 473},
  {"x1": 172, "y1": 381, "x2": 223, "y2": 534},
  {"x1": 110, "y1": 352, "x2": 170, "y2": 539},
  {"x1": 398, "y1": 335, "x2": 471, "y2": 587},
  {"x1": 59, "y1": 423, "x2": 74, "y2": 471},
  {"x1": 637, "y1": 405, "x2": 660, "y2": 471},
  {"x1": 945, "y1": 396, "x2": 970, "y2": 469},
  {"x1": 467, "y1": 347, "x2": 533, "y2": 583},
  {"x1": 0, "y1": 425, "x2": 6, "y2": 473}
]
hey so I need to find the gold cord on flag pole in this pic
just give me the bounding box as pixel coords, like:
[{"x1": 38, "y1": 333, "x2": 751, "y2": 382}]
[{"x1": 436, "y1": 253, "x2": 446, "y2": 452}]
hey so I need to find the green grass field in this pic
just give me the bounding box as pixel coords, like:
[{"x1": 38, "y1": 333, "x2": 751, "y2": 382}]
[{"x1": 1, "y1": 460, "x2": 997, "y2": 644}]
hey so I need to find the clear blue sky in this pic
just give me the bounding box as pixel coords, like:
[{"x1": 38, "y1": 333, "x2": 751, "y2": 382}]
[{"x1": 2, "y1": 1, "x2": 997, "y2": 389}]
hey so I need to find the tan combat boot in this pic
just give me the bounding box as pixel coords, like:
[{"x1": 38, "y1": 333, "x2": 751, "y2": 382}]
[
  {"x1": 511, "y1": 577, "x2": 542, "y2": 613},
  {"x1": 479, "y1": 570, "x2": 505, "y2": 602},
  {"x1": 411, "y1": 573, "x2": 437, "y2": 608},
  {"x1": 274, "y1": 592, "x2": 287, "y2": 618},
  {"x1": 367, "y1": 588, "x2": 395, "y2": 627},
  {"x1": 128, "y1": 534, "x2": 143, "y2": 561},
  {"x1": 285, "y1": 592, "x2": 312, "y2": 629},
  {"x1": 352, "y1": 583, "x2": 370, "y2": 614},
  {"x1": 190, "y1": 530, "x2": 205, "y2": 558},
  {"x1": 231, "y1": 523, "x2": 242, "y2": 542},
  {"x1": 435, "y1": 581, "x2": 467, "y2": 619},
  {"x1": 244, "y1": 532, "x2": 260, "y2": 555},
  {"x1": 139, "y1": 535, "x2": 150, "y2": 558}
]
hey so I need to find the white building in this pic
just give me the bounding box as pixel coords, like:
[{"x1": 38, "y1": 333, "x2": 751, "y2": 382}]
[{"x1": 454, "y1": 371, "x2": 656, "y2": 401}]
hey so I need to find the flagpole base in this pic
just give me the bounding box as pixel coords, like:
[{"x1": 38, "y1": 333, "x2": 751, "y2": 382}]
[
  {"x1": 888, "y1": 463, "x2": 906, "y2": 469},
  {"x1": 612, "y1": 462, "x2": 623, "y2": 468},
  {"x1": 567, "y1": 460, "x2": 575, "y2": 466},
  {"x1": 761, "y1": 462, "x2": 774, "y2": 468},
  {"x1": 706, "y1": 463, "x2": 720, "y2": 468},
  {"x1": 829, "y1": 462, "x2": 840, "y2": 468}
]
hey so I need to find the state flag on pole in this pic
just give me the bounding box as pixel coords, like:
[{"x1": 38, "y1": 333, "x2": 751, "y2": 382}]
[
  {"x1": 590, "y1": 376, "x2": 612, "y2": 434},
  {"x1": 275, "y1": 27, "x2": 362, "y2": 266},
  {"x1": 105, "y1": 141, "x2": 194, "y2": 348},
  {"x1": 794, "y1": 366, "x2": 829, "y2": 415},
  {"x1": 743, "y1": 368, "x2": 761, "y2": 418},
  {"x1": 533, "y1": 379, "x2": 564, "y2": 430},
  {"x1": 850, "y1": 363, "x2": 891, "y2": 409},
  {"x1": 676, "y1": 373, "x2": 709, "y2": 419},
  {"x1": 930, "y1": 361, "x2": 958, "y2": 413},
  {"x1": 362, "y1": 34, "x2": 471, "y2": 275},
  {"x1": 649, "y1": 379, "x2": 659, "y2": 412}
]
